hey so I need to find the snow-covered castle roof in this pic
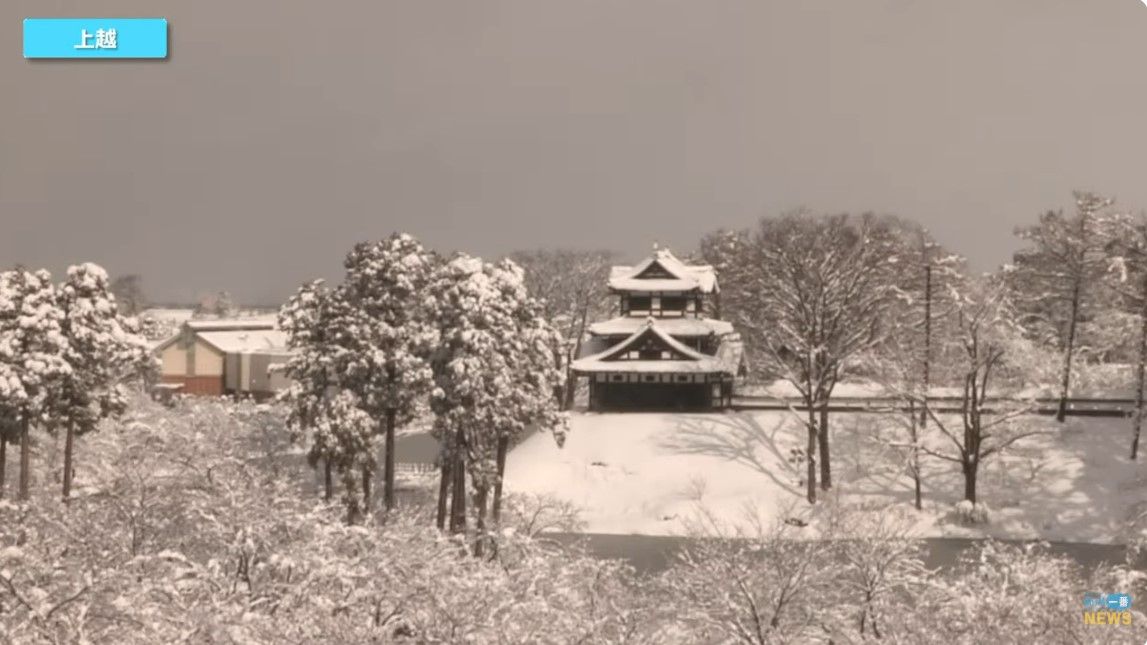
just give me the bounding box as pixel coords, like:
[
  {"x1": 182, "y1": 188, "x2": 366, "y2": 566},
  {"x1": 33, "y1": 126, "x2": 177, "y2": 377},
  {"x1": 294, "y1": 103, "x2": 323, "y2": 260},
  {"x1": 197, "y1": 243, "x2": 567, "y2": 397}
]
[
  {"x1": 588, "y1": 316, "x2": 733, "y2": 337},
  {"x1": 608, "y1": 248, "x2": 718, "y2": 294},
  {"x1": 572, "y1": 319, "x2": 741, "y2": 375}
]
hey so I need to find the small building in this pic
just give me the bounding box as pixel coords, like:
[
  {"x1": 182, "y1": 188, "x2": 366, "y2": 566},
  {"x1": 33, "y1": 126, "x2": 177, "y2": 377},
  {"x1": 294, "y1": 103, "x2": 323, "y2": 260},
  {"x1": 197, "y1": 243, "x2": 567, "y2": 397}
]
[
  {"x1": 572, "y1": 247, "x2": 744, "y2": 411},
  {"x1": 154, "y1": 317, "x2": 291, "y2": 397}
]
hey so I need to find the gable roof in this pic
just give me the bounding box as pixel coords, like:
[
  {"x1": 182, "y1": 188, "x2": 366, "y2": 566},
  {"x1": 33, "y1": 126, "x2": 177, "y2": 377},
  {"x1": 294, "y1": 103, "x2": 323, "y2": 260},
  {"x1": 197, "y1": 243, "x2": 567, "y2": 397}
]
[
  {"x1": 151, "y1": 316, "x2": 282, "y2": 353},
  {"x1": 608, "y1": 248, "x2": 718, "y2": 294},
  {"x1": 197, "y1": 329, "x2": 289, "y2": 354},
  {"x1": 587, "y1": 316, "x2": 734, "y2": 338},
  {"x1": 185, "y1": 316, "x2": 277, "y2": 331},
  {"x1": 572, "y1": 319, "x2": 735, "y2": 374}
]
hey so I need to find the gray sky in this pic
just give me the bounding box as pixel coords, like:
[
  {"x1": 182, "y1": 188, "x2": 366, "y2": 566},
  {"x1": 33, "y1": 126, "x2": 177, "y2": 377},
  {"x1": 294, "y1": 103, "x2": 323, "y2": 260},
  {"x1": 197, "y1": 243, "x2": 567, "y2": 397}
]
[{"x1": 4, "y1": 0, "x2": 1147, "y2": 305}]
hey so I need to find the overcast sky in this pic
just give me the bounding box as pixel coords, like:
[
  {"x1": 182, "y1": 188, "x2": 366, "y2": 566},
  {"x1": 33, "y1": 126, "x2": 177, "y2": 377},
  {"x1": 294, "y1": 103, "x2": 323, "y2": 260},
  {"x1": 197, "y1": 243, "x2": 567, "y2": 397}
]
[{"x1": 4, "y1": 1, "x2": 1147, "y2": 304}]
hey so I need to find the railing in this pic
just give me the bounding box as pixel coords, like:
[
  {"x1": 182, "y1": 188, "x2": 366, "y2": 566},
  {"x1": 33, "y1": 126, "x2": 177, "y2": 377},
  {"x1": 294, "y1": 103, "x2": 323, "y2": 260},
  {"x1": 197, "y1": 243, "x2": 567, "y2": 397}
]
[
  {"x1": 730, "y1": 395, "x2": 1138, "y2": 418},
  {"x1": 394, "y1": 462, "x2": 437, "y2": 475}
]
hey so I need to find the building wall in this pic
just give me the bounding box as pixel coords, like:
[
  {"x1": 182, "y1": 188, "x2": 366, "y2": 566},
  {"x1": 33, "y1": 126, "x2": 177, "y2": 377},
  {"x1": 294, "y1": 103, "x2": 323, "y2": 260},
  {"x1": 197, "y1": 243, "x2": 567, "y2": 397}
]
[
  {"x1": 161, "y1": 375, "x2": 224, "y2": 396},
  {"x1": 250, "y1": 353, "x2": 292, "y2": 392},
  {"x1": 159, "y1": 342, "x2": 187, "y2": 376},
  {"x1": 194, "y1": 340, "x2": 224, "y2": 376},
  {"x1": 224, "y1": 354, "x2": 241, "y2": 391}
]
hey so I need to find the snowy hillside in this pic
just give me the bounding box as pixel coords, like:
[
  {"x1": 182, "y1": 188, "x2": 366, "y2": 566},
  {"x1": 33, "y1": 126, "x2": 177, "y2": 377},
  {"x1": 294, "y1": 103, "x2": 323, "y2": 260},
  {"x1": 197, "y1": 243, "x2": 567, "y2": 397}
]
[{"x1": 506, "y1": 411, "x2": 1147, "y2": 543}]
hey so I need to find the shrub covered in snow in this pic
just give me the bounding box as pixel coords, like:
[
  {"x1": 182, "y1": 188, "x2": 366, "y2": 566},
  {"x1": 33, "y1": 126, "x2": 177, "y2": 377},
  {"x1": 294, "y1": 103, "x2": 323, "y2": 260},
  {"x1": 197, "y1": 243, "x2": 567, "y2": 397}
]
[
  {"x1": 1, "y1": 396, "x2": 1144, "y2": 643},
  {"x1": 952, "y1": 500, "x2": 991, "y2": 525}
]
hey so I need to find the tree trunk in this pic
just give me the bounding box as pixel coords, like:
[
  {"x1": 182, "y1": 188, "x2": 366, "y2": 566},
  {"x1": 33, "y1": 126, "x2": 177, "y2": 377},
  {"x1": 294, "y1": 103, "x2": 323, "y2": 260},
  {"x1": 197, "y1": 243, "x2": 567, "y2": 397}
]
[
  {"x1": 0, "y1": 435, "x2": 7, "y2": 499},
  {"x1": 1057, "y1": 281, "x2": 1082, "y2": 422},
  {"x1": 384, "y1": 408, "x2": 397, "y2": 512},
  {"x1": 474, "y1": 485, "x2": 489, "y2": 558},
  {"x1": 817, "y1": 405, "x2": 831, "y2": 491},
  {"x1": 913, "y1": 459, "x2": 923, "y2": 510},
  {"x1": 1132, "y1": 289, "x2": 1147, "y2": 461},
  {"x1": 908, "y1": 402, "x2": 922, "y2": 511},
  {"x1": 18, "y1": 417, "x2": 30, "y2": 502},
  {"x1": 62, "y1": 422, "x2": 75, "y2": 503},
  {"x1": 449, "y1": 444, "x2": 467, "y2": 534},
  {"x1": 492, "y1": 434, "x2": 509, "y2": 523},
  {"x1": 805, "y1": 406, "x2": 818, "y2": 504},
  {"x1": 921, "y1": 263, "x2": 932, "y2": 427},
  {"x1": 436, "y1": 451, "x2": 452, "y2": 531},
  {"x1": 346, "y1": 479, "x2": 363, "y2": 525},
  {"x1": 361, "y1": 466, "x2": 372, "y2": 514},
  {"x1": 324, "y1": 459, "x2": 333, "y2": 501},
  {"x1": 963, "y1": 460, "x2": 977, "y2": 505}
]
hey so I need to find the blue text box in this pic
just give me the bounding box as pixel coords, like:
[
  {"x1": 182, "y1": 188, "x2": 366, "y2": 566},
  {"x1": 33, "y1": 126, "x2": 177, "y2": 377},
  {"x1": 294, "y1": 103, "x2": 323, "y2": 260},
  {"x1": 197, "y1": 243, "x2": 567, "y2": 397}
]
[{"x1": 24, "y1": 18, "x2": 168, "y2": 59}]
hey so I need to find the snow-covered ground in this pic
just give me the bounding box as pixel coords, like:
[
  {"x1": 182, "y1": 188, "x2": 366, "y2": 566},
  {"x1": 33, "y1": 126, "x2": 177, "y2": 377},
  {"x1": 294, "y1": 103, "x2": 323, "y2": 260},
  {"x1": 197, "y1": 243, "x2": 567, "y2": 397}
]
[{"x1": 505, "y1": 411, "x2": 1147, "y2": 543}]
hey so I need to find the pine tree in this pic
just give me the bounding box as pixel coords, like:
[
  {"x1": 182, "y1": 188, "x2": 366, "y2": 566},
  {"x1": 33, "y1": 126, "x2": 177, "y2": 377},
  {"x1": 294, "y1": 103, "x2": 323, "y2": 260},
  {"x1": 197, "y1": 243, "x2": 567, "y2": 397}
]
[
  {"x1": 51, "y1": 263, "x2": 150, "y2": 502},
  {"x1": 428, "y1": 255, "x2": 567, "y2": 543},
  {"x1": 339, "y1": 234, "x2": 438, "y2": 513},
  {"x1": 279, "y1": 280, "x2": 343, "y2": 506},
  {"x1": 0, "y1": 268, "x2": 71, "y2": 501}
]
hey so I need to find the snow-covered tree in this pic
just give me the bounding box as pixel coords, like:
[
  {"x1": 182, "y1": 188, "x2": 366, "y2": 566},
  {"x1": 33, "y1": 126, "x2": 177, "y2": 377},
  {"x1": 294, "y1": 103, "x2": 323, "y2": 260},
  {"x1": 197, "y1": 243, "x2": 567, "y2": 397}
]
[
  {"x1": 658, "y1": 507, "x2": 844, "y2": 643},
  {"x1": 510, "y1": 249, "x2": 615, "y2": 409},
  {"x1": 281, "y1": 235, "x2": 440, "y2": 520},
  {"x1": 696, "y1": 227, "x2": 752, "y2": 320},
  {"x1": 339, "y1": 234, "x2": 438, "y2": 513},
  {"x1": 279, "y1": 279, "x2": 343, "y2": 504},
  {"x1": 885, "y1": 221, "x2": 965, "y2": 422},
  {"x1": 0, "y1": 414, "x2": 17, "y2": 498},
  {"x1": 871, "y1": 223, "x2": 965, "y2": 509},
  {"x1": 1106, "y1": 211, "x2": 1147, "y2": 459},
  {"x1": 428, "y1": 255, "x2": 567, "y2": 542},
  {"x1": 193, "y1": 290, "x2": 238, "y2": 319},
  {"x1": 109, "y1": 274, "x2": 147, "y2": 316},
  {"x1": 920, "y1": 275, "x2": 1044, "y2": 506},
  {"x1": 51, "y1": 263, "x2": 151, "y2": 502},
  {"x1": 134, "y1": 312, "x2": 179, "y2": 342},
  {"x1": 1009, "y1": 191, "x2": 1120, "y2": 421},
  {"x1": 0, "y1": 268, "x2": 71, "y2": 501},
  {"x1": 722, "y1": 212, "x2": 902, "y2": 503}
]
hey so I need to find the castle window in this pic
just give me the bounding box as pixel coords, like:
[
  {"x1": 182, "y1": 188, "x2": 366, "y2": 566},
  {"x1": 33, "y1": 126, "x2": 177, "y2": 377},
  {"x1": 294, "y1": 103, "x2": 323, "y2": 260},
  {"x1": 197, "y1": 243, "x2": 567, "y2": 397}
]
[{"x1": 627, "y1": 296, "x2": 651, "y2": 315}]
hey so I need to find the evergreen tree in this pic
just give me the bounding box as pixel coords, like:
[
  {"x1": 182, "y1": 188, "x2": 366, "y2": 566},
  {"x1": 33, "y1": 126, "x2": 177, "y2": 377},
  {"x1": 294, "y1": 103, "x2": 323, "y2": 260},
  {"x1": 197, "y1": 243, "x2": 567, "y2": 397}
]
[
  {"x1": 428, "y1": 255, "x2": 567, "y2": 543},
  {"x1": 51, "y1": 263, "x2": 150, "y2": 502},
  {"x1": 279, "y1": 280, "x2": 344, "y2": 507},
  {"x1": 0, "y1": 268, "x2": 70, "y2": 501},
  {"x1": 339, "y1": 234, "x2": 438, "y2": 513}
]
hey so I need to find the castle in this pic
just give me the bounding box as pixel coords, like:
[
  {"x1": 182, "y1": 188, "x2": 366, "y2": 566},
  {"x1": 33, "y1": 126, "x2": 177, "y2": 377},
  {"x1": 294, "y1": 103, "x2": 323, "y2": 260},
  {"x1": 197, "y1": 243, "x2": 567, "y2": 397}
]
[{"x1": 572, "y1": 247, "x2": 744, "y2": 410}]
